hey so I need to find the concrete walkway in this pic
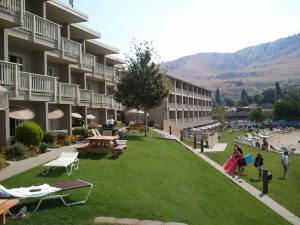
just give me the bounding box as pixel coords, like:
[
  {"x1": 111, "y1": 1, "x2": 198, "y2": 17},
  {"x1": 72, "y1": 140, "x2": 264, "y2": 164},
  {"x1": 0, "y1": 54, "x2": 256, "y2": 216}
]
[
  {"x1": 0, "y1": 142, "x2": 83, "y2": 181},
  {"x1": 154, "y1": 129, "x2": 300, "y2": 225}
]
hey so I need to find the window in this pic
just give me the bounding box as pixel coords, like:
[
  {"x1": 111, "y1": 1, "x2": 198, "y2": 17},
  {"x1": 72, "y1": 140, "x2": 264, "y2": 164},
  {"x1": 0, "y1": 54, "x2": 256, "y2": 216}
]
[{"x1": 9, "y1": 54, "x2": 24, "y2": 71}]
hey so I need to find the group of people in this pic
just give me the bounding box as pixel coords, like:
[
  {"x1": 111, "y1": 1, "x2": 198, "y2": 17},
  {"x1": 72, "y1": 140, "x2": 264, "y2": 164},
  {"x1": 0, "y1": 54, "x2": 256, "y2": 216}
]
[
  {"x1": 225, "y1": 143, "x2": 289, "y2": 181},
  {"x1": 224, "y1": 144, "x2": 247, "y2": 179}
]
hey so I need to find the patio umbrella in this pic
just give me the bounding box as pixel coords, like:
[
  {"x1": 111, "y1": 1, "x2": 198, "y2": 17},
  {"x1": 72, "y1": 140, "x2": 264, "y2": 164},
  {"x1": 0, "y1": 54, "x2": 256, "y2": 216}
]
[
  {"x1": 0, "y1": 85, "x2": 8, "y2": 110},
  {"x1": 87, "y1": 114, "x2": 96, "y2": 120},
  {"x1": 125, "y1": 109, "x2": 149, "y2": 122},
  {"x1": 48, "y1": 108, "x2": 64, "y2": 119},
  {"x1": 71, "y1": 112, "x2": 82, "y2": 119},
  {"x1": 9, "y1": 106, "x2": 35, "y2": 120}
]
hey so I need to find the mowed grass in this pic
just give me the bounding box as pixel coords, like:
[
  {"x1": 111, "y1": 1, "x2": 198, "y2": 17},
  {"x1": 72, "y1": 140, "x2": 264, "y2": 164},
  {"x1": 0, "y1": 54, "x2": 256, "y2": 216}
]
[
  {"x1": 204, "y1": 130, "x2": 300, "y2": 218},
  {"x1": 3, "y1": 131, "x2": 290, "y2": 225}
]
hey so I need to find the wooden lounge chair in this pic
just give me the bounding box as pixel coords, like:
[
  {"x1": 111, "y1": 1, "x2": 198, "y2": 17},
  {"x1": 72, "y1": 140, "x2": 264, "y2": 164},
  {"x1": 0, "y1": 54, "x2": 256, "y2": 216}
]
[
  {"x1": 42, "y1": 152, "x2": 79, "y2": 175},
  {"x1": 0, "y1": 180, "x2": 93, "y2": 214}
]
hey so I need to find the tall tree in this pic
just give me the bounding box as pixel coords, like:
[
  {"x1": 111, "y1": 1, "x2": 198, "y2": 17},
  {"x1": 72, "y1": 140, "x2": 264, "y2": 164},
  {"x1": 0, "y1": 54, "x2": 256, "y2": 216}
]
[
  {"x1": 215, "y1": 87, "x2": 222, "y2": 106},
  {"x1": 275, "y1": 81, "x2": 283, "y2": 101},
  {"x1": 240, "y1": 89, "x2": 249, "y2": 106},
  {"x1": 114, "y1": 40, "x2": 170, "y2": 136}
]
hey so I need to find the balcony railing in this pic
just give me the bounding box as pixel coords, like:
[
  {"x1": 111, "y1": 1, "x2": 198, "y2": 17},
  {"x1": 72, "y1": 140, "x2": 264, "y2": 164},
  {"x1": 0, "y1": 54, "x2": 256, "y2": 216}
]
[
  {"x1": 80, "y1": 89, "x2": 93, "y2": 102},
  {"x1": 58, "y1": 82, "x2": 77, "y2": 98},
  {"x1": 168, "y1": 102, "x2": 175, "y2": 109},
  {"x1": 0, "y1": 0, "x2": 23, "y2": 15},
  {"x1": 62, "y1": 37, "x2": 81, "y2": 58},
  {"x1": 20, "y1": 11, "x2": 61, "y2": 42},
  {"x1": 18, "y1": 71, "x2": 56, "y2": 94},
  {"x1": 106, "y1": 66, "x2": 114, "y2": 80},
  {"x1": 0, "y1": 60, "x2": 124, "y2": 109},
  {"x1": 95, "y1": 63, "x2": 105, "y2": 75},
  {"x1": 0, "y1": 60, "x2": 17, "y2": 86},
  {"x1": 82, "y1": 52, "x2": 95, "y2": 68}
]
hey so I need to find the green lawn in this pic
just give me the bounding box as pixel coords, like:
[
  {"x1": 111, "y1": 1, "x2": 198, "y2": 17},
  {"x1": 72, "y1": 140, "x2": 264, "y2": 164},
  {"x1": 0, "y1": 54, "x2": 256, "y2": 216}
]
[
  {"x1": 3, "y1": 131, "x2": 290, "y2": 225},
  {"x1": 204, "y1": 130, "x2": 300, "y2": 218}
]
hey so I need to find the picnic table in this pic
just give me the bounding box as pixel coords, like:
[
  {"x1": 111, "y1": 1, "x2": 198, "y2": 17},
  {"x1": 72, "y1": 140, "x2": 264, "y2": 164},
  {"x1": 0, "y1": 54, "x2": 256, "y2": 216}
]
[
  {"x1": 0, "y1": 199, "x2": 19, "y2": 224},
  {"x1": 77, "y1": 136, "x2": 127, "y2": 157},
  {"x1": 127, "y1": 122, "x2": 145, "y2": 132}
]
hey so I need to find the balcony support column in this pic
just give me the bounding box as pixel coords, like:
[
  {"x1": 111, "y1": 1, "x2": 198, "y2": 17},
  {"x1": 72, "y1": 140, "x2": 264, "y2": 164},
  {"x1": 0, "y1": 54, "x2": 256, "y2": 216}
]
[
  {"x1": 0, "y1": 109, "x2": 10, "y2": 148},
  {"x1": 0, "y1": 29, "x2": 8, "y2": 61}
]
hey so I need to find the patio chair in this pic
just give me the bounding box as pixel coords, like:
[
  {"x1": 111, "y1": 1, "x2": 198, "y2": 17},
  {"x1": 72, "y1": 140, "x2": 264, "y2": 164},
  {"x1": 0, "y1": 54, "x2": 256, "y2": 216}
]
[
  {"x1": 42, "y1": 152, "x2": 79, "y2": 175},
  {"x1": 0, "y1": 179, "x2": 93, "y2": 213}
]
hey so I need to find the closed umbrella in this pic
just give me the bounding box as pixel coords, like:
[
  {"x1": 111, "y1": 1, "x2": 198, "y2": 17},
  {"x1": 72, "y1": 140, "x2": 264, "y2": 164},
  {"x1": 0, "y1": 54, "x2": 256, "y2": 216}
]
[{"x1": 0, "y1": 85, "x2": 8, "y2": 110}]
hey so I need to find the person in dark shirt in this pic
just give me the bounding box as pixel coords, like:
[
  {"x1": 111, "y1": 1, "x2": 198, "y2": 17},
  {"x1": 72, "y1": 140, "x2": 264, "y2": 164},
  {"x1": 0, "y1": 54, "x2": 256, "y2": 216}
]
[{"x1": 254, "y1": 153, "x2": 264, "y2": 181}]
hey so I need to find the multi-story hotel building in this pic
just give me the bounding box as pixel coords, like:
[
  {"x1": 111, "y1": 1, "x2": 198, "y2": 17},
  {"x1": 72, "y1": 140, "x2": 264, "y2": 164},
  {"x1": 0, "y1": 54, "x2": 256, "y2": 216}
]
[
  {"x1": 148, "y1": 75, "x2": 214, "y2": 138},
  {"x1": 0, "y1": 0, "x2": 124, "y2": 147}
]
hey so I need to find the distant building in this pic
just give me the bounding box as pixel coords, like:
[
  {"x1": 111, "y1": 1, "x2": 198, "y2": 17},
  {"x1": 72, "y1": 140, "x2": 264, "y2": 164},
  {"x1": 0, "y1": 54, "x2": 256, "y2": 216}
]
[
  {"x1": 0, "y1": 0, "x2": 124, "y2": 147},
  {"x1": 148, "y1": 75, "x2": 213, "y2": 138}
]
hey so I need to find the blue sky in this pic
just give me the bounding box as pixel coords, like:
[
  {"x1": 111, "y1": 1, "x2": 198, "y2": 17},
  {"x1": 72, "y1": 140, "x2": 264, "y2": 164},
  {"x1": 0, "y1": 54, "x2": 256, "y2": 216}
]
[{"x1": 62, "y1": 0, "x2": 299, "y2": 61}]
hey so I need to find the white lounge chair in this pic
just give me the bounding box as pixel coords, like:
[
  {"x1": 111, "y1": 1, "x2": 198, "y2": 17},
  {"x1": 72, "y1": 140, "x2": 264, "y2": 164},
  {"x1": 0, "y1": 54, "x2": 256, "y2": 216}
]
[
  {"x1": 43, "y1": 152, "x2": 79, "y2": 175},
  {"x1": 0, "y1": 180, "x2": 93, "y2": 213}
]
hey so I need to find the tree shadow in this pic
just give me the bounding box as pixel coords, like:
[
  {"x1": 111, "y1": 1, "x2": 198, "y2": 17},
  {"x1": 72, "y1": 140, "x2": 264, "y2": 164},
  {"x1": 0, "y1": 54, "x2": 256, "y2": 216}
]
[{"x1": 78, "y1": 152, "x2": 109, "y2": 160}]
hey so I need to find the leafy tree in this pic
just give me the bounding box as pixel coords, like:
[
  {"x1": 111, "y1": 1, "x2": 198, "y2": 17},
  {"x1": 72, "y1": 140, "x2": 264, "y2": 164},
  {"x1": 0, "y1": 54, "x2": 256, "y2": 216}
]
[
  {"x1": 216, "y1": 107, "x2": 227, "y2": 129},
  {"x1": 249, "y1": 107, "x2": 265, "y2": 125},
  {"x1": 223, "y1": 97, "x2": 235, "y2": 107},
  {"x1": 114, "y1": 40, "x2": 169, "y2": 136},
  {"x1": 215, "y1": 87, "x2": 222, "y2": 106},
  {"x1": 275, "y1": 81, "x2": 283, "y2": 101},
  {"x1": 274, "y1": 99, "x2": 300, "y2": 120}
]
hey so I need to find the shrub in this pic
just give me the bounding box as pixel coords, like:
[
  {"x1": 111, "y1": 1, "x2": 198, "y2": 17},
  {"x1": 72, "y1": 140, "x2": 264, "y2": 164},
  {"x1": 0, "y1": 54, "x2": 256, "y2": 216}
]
[
  {"x1": 39, "y1": 142, "x2": 49, "y2": 153},
  {"x1": 26, "y1": 145, "x2": 39, "y2": 156},
  {"x1": 0, "y1": 154, "x2": 8, "y2": 170},
  {"x1": 56, "y1": 131, "x2": 68, "y2": 140},
  {"x1": 73, "y1": 128, "x2": 88, "y2": 138},
  {"x1": 64, "y1": 135, "x2": 76, "y2": 146},
  {"x1": 88, "y1": 122, "x2": 99, "y2": 129},
  {"x1": 43, "y1": 132, "x2": 57, "y2": 144},
  {"x1": 15, "y1": 121, "x2": 43, "y2": 146},
  {"x1": 148, "y1": 120, "x2": 155, "y2": 127},
  {"x1": 3, "y1": 143, "x2": 29, "y2": 161}
]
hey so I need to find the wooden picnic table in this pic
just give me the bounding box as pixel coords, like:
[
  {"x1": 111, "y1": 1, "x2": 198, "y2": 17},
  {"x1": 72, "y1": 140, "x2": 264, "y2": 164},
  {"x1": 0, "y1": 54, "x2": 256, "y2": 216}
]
[
  {"x1": 77, "y1": 136, "x2": 127, "y2": 157},
  {"x1": 0, "y1": 199, "x2": 19, "y2": 224}
]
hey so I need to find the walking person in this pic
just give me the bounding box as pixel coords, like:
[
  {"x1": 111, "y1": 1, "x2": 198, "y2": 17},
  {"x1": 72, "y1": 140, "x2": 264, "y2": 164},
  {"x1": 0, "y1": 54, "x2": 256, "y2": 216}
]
[
  {"x1": 281, "y1": 151, "x2": 289, "y2": 179},
  {"x1": 254, "y1": 153, "x2": 264, "y2": 181}
]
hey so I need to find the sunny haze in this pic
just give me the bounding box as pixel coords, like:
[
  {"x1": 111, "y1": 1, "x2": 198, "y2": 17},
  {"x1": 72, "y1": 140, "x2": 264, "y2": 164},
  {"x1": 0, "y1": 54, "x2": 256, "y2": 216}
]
[{"x1": 62, "y1": 0, "x2": 299, "y2": 61}]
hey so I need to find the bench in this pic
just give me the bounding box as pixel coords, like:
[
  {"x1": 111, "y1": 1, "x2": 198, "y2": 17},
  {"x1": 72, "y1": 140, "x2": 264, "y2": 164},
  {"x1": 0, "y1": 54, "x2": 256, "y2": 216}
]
[
  {"x1": 0, "y1": 199, "x2": 19, "y2": 224},
  {"x1": 113, "y1": 145, "x2": 127, "y2": 153},
  {"x1": 76, "y1": 143, "x2": 89, "y2": 151}
]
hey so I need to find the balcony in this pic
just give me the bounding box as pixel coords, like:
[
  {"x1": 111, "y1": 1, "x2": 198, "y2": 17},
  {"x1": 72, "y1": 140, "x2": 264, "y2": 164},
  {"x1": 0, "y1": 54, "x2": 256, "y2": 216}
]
[
  {"x1": 82, "y1": 52, "x2": 95, "y2": 69},
  {"x1": 0, "y1": 60, "x2": 123, "y2": 110},
  {"x1": 14, "y1": 11, "x2": 61, "y2": 49},
  {"x1": 0, "y1": 60, "x2": 57, "y2": 101},
  {"x1": 61, "y1": 37, "x2": 81, "y2": 59},
  {"x1": 168, "y1": 102, "x2": 175, "y2": 109},
  {"x1": 0, "y1": 0, "x2": 24, "y2": 28}
]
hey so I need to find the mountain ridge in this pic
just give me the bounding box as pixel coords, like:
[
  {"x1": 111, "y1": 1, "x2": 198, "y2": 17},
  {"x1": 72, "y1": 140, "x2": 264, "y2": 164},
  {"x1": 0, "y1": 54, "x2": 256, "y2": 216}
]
[{"x1": 163, "y1": 33, "x2": 300, "y2": 95}]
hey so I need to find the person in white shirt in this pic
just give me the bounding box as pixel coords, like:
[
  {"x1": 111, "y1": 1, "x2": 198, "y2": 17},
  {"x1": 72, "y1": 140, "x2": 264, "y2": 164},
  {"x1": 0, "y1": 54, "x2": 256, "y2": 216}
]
[{"x1": 281, "y1": 151, "x2": 289, "y2": 179}]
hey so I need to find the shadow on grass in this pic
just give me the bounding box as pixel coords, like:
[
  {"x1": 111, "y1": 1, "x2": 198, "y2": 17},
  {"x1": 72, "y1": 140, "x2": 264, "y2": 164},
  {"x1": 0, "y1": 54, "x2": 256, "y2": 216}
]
[
  {"x1": 10, "y1": 196, "x2": 80, "y2": 214},
  {"x1": 36, "y1": 168, "x2": 66, "y2": 177},
  {"x1": 78, "y1": 152, "x2": 120, "y2": 160},
  {"x1": 249, "y1": 178, "x2": 262, "y2": 182}
]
